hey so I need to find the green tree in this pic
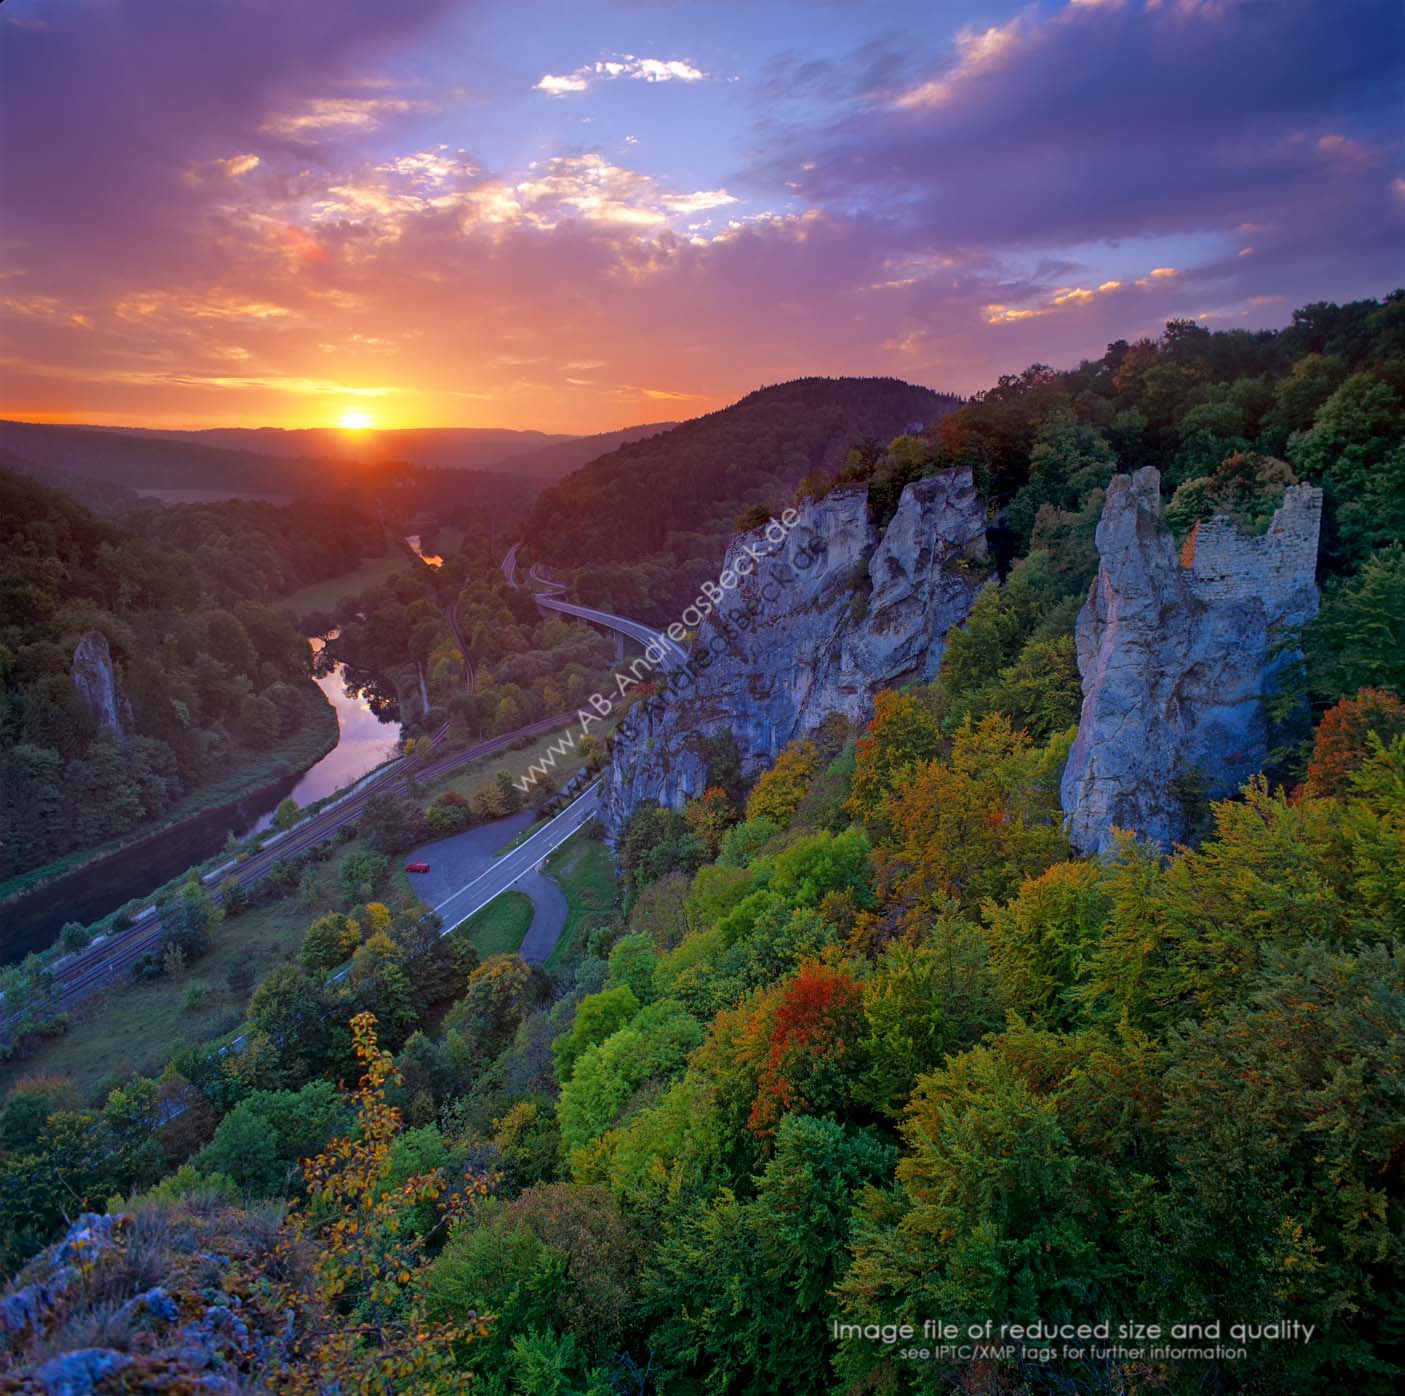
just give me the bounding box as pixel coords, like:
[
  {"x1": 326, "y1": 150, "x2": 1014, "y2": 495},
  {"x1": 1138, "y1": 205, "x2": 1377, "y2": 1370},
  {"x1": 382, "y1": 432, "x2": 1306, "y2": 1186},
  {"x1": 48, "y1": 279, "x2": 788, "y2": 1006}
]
[
  {"x1": 300, "y1": 911, "x2": 362, "y2": 974},
  {"x1": 649, "y1": 1116, "x2": 895, "y2": 1395},
  {"x1": 340, "y1": 849, "x2": 389, "y2": 902},
  {"x1": 245, "y1": 963, "x2": 339, "y2": 1085},
  {"x1": 160, "y1": 878, "x2": 222, "y2": 961},
  {"x1": 558, "y1": 999, "x2": 702, "y2": 1151},
  {"x1": 1304, "y1": 547, "x2": 1405, "y2": 698},
  {"x1": 345, "y1": 932, "x2": 419, "y2": 1046},
  {"x1": 193, "y1": 1080, "x2": 345, "y2": 1196},
  {"x1": 239, "y1": 693, "x2": 280, "y2": 746},
  {"x1": 1150, "y1": 942, "x2": 1405, "y2": 1389}
]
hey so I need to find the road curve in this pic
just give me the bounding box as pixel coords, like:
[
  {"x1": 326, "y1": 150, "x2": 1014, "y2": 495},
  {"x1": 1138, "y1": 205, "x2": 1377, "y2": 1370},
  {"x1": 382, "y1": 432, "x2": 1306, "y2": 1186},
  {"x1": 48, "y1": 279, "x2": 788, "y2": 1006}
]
[
  {"x1": 2, "y1": 710, "x2": 579, "y2": 1033},
  {"x1": 7, "y1": 548, "x2": 665, "y2": 1035},
  {"x1": 533, "y1": 594, "x2": 687, "y2": 668},
  {"x1": 514, "y1": 871, "x2": 571, "y2": 965},
  {"x1": 502, "y1": 545, "x2": 686, "y2": 667},
  {"x1": 432, "y1": 782, "x2": 600, "y2": 936}
]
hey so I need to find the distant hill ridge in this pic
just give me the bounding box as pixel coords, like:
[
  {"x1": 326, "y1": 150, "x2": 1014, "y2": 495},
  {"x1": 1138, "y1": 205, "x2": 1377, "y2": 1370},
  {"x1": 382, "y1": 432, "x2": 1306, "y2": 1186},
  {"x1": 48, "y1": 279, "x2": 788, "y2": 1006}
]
[
  {"x1": 523, "y1": 376, "x2": 959, "y2": 566},
  {"x1": 0, "y1": 418, "x2": 681, "y2": 494}
]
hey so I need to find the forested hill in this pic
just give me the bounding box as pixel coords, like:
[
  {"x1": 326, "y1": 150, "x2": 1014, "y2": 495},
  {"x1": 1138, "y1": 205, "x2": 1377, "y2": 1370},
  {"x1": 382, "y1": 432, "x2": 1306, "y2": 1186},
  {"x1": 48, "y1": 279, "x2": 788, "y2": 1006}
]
[
  {"x1": 522, "y1": 377, "x2": 957, "y2": 568},
  {"x1": 490, "y1": 421, "x2": 679, "y2": 479},
  {"x1": 0, "y1": 447, "x2": 143, "y2": 514},
  {"x1": 0, "y1": 419, "x2": 326, "y2": 495},
  {"x1": 0, "y1": 468, "x2": 338, "y2": 886}
]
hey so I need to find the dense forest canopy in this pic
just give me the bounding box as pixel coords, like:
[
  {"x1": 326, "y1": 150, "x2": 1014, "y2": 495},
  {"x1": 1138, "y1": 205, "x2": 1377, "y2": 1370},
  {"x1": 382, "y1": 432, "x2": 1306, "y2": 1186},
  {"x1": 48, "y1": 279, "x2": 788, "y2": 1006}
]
[
  {"x1": 322, "y1": 531, "x2": 620, "y2": 745},
  {"x1": 0, "y1": 471, "x2": 384, "y2": 884},
  {"x1": 535, "y1": 298, "x2": 1405, "y2": 625}
]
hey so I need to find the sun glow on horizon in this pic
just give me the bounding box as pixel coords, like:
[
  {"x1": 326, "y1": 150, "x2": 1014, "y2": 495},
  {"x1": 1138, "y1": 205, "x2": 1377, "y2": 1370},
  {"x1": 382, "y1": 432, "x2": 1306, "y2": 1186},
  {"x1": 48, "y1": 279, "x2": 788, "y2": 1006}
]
[{"x1": 339, "y1": 410, "x2": 373, "y2": 430}]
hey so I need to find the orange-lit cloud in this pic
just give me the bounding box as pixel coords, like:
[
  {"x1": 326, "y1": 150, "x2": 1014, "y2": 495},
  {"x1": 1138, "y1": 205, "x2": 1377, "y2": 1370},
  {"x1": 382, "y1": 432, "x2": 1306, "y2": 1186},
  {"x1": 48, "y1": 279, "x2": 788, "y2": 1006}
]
[{"x1": 2, "y1": 0, "x2": 1400, "y2": 434}]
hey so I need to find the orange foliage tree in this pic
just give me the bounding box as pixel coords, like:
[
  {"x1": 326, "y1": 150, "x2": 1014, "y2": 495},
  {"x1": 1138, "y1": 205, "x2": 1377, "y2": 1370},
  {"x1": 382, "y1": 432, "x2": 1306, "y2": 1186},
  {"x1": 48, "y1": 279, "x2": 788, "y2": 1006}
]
[
  {"x1": 847, "y1": 690, "x2": 941, "y2": 826},
  {"x1": 1302, "y1": 688, "x2": 1405, "y2": 797},
  {"x1": 747, "y1": 961, "x2": 866, "y2": 1140},
  {"x1": 880, "y1": 714, "x2": 1069, "y2": 921}
]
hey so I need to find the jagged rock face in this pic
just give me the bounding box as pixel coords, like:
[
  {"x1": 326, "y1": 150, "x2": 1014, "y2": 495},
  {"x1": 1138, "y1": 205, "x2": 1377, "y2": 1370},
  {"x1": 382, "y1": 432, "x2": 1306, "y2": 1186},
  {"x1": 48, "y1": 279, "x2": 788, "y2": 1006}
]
[
  {"x1": 70, "y1": 630, "x2": 132, "y2": 749},
  {"x1": 603, "y1": 469, "x2": 988, "y2": 839},
  {"x1": 1060, "y1": 466, "x2": 1322, "y2": 856}
]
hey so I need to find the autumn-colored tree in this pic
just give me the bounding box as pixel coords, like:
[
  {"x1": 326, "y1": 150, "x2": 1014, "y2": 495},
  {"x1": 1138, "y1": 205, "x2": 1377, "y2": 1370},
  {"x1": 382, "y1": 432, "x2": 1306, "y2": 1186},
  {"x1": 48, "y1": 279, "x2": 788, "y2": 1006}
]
[
  {"x1": 1301, "y1": 687, "x2": 1405, "y2": 797},
  {"x1": 880, "y1": 714, "x2": 1070, "y2": 921},
  {"x1": 847, "y1": 691, "x2": 941, "y2": 825},
  {"x1": 744, "y1": 739, "x2": 818, "y2": 827},
  {"x1": 748, "y1": 960, "x2": 866, "y2": 1140},
  {"x1": 300, "y1": 912, "x2": 362, "y2": 975},
  {"x1": 682, "y1": 785, "x2": 736, "y2": 857},
  {"x1": 275, "y1": 1013, "x2": 492, "y2": 1393}
]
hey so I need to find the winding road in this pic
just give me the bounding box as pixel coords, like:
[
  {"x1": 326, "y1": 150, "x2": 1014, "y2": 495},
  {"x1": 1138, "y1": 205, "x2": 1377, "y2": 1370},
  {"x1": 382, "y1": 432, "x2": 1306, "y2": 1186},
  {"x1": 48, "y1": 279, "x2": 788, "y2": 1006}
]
[
  {"x1": 508, "y1": 549, "x2": 688, "y2": 668},
  {"x1": 428, "y1": 783, "x2": 600, "y2": 946},
  {"x1": 5, "y1": 711, "x2": 578, "y2": 1028},
  {"x1": 3, "y1": 552, "x2": 673, "y2": 1037}
]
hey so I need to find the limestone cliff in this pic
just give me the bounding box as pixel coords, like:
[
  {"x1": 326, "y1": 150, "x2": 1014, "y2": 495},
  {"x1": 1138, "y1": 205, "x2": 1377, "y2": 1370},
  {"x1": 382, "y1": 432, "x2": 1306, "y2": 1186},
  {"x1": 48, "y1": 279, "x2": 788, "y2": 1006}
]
[
  {"x1": 70, "y1": 629, "x2": 132, "y2": 749},
  {"x1": 1060, "y1": 466, "x2": 1322, "y2": 856},
  {"x1": 602, "y1": 468, "x2": 988, "y2": 838}
]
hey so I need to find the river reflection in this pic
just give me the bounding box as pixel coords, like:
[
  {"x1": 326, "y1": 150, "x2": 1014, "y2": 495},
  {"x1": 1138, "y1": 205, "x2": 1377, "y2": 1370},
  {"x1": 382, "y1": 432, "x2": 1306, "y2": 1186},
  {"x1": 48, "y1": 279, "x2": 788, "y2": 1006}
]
[
  {"x1": 405, "y1": 534, "x2": 443, "y2": 568},
  {"x1": 0, "y1": 637, "x2": 403, "y2": 962},
  {"x1": 251, "y1": 637, "x2": 401, "y2": 829}
]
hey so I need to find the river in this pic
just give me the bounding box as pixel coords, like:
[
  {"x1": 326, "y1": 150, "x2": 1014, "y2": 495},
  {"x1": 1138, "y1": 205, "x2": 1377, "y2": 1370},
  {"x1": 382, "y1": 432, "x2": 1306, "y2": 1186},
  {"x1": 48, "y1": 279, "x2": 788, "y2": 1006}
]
[
  {"x1": 0, "y1": 640, "x2": 401, "y2": 964},
  {"x1": 405, "y1": 533, "x2": 443, "y2": 568},
  {"x1": 249, "y1": 638, "x2": 402, "y2": 831}
]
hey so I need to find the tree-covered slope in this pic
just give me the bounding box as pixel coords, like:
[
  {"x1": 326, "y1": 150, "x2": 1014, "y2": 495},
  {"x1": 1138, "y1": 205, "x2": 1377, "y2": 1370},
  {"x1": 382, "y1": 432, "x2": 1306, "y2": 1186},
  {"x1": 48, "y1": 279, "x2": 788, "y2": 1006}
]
[
  {"x1": 0, "y1": 468, "x2": 323, "y2": 884},
  {"x1": 523, "y1": 376, "x2": 958, "y2": 568}
]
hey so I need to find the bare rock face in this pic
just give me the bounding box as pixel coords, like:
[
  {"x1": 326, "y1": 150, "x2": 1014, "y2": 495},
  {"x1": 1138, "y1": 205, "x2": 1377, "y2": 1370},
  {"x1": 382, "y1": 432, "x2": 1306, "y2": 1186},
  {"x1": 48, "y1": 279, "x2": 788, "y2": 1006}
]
[
  {"x1": 602, "y1": 468, "x2": 989, "y2": 839},
  {"x1": 70, "y1": 629, "x2": 133, "y2": 749},
  {"x1": 1060, "y1": 466, "x2": 1322, "y2": 856}
]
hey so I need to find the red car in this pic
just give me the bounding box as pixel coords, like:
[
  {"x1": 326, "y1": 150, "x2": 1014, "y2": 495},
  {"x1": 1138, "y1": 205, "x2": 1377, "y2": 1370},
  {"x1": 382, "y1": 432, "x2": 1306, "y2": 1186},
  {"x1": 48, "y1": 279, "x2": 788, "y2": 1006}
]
[{"x1": 404, "y1": 861, "x2": 431, "y2": 874}]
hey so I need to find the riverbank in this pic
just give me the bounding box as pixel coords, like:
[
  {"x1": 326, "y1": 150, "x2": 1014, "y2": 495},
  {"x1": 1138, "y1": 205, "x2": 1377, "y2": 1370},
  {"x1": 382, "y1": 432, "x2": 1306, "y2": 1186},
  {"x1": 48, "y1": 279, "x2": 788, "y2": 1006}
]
[
  {"x1": 0, "y1": 720, "x2": 603, "y2": 1100},
  {"x1": 0, "y1": 681, "x2": 339, "y2": 961}
]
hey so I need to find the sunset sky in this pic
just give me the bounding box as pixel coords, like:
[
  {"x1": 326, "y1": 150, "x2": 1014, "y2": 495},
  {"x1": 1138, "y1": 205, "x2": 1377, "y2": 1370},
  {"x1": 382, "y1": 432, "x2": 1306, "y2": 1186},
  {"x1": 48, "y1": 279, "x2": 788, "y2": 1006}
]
[{"x1": 1, "y1": 0, "x2": 1401, "y2": 433}]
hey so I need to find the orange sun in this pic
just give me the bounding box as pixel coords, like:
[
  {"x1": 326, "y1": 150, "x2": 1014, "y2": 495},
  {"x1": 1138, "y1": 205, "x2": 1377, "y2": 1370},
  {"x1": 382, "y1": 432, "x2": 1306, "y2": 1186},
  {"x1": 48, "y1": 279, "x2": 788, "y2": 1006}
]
[{"x1": 339, "y1": 410, "x2": 373, "y2": 430}]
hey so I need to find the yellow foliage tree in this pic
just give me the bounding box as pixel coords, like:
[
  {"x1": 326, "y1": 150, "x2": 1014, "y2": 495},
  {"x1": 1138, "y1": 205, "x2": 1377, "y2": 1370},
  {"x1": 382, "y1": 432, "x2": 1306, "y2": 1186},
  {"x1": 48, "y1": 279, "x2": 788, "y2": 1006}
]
[
  {"x1": 272, "y1": 1013, "x2": 492, "y2": 1393},
  {"x1": 745, "y1": 740, "x2": 818, "y2": 827}
]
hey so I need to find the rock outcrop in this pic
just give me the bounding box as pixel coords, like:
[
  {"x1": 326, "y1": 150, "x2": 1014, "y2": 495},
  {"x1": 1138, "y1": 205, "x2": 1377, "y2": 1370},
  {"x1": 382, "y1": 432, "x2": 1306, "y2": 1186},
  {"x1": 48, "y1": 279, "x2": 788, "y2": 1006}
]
[
  {"x1": 1060, "y1": 466, "x2": 1322, "y2": 855},
  {"x1": 0, "y1": 1207, "x2": 306, "y2": 1393},
  {"x1": 602, "y1": 468, "x2": 989, "y2": 839},
  {"x1": 70, "y1": 630, "x2": 132, "y2": 749}
]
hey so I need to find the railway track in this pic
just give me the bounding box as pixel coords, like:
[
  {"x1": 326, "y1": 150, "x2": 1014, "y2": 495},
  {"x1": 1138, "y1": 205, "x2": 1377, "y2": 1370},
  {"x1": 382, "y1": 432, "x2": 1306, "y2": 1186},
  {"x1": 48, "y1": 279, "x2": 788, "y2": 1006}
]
[
  {"x1": 3, "y1": 710, "x2": 577, "y2": 1028},
  {"x1": 6, "y1": 552, "x2": 670, "y2": 1036}
]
